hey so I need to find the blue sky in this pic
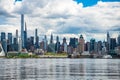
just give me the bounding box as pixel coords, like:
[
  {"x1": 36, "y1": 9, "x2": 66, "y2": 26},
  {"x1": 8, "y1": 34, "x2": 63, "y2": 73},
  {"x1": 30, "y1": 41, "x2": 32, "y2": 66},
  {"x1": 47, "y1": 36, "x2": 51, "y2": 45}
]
[
  {"x1": 0, "y1": 0, "x2": 120, "y2": 42},
  {"x1": 74, "y1": 0, "x2": 120, "y2": 7}
]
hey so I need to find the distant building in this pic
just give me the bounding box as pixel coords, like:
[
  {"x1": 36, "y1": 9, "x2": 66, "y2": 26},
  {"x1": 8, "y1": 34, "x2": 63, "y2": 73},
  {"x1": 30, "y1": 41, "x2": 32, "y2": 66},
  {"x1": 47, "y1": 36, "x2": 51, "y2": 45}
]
[
  {"x1": 62, "y1": 37, "x2": 67, "y2": 53},
  {"x1": 55, "y1": 36, "x2": 60, "y2": 53},
  {"x1": 77, "y1": 35, "x2": 85, "y2": 54},
  {"x1": 110, "y1": 38, "x2": 116, "y2": 50},
  {"x1": 43, "y1": 35, "x2": 48, "y2": 52},
  {"x1": 84, "y1": 42, "x2": 90, "y2": 51},
  {"x1": 117, "y1": 33, "x2": 120, "y2": 46},
  {"x1": 1, "y1": 32, "x2": 6, "y2": 42},
  {"x1": 21, "y1": 14, "x2": 25, "y2": 48},
  {"x1": 24, "y1": 22, "x2": 27, "y2": 49},
  {"x1": 90, "y1": 38, "x2": 97, "y2": 53},
  {"x1": 7, "y1": 33, "x2": 13, "y2": 52},
  {"x1": 107, "y1": 32, "x2": 110, "y2": 51},
  {"x1": 50, "y1": 34, "x2": 53, "y2": 44},
  {"x1": 69, "y1": 38, "x2": 78, "y2": 48},
  {"x1": 35, "y1": 29, "x2": 39, "y2": 49}
]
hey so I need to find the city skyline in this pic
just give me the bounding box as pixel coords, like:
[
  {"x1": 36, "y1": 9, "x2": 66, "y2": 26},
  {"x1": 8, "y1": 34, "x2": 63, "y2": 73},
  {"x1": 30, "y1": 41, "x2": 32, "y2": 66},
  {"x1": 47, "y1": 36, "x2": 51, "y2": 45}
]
[{"x1": 0, "y1": 0, "x2": 120, "y2": 42}]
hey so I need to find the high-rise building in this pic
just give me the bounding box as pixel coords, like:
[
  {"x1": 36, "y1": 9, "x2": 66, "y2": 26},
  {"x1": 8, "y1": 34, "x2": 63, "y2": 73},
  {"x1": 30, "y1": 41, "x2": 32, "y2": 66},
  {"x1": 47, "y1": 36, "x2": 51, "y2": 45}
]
[
  {"x1": 21, "y1": 14, "x2": 25, "y2": 48},
  {"x1": 2, "y1": 39, "x2": 7, "y2": 55},
  {"x1": 35, "y1": 29, "x2": 39, "y2": 49},
  {"x1": 78, "y1": 35, "x2": 85, "y2": 53},
  {"x1": 69, "y1": 38, "x2": 78, "y2": 48},
  {"x1": 16, "y1": 29, "x2": 18, "y2": 44},
  {"x1": 90, "y1": 38, "x2": 96, "y2": 52},
  {"x1": 50, "y1": 34, "x2": 53, "y2": 44},
  {"x1": 24, "y1": 22, "x2": 27, "y2": 48},
  {"x1": 8, "y1": 33, "x2": 12, "y2": 45},
  {"x1": 117, "y1": 33, "x2": 120, "y2": 46},
  {"x1": 7, "y1": 33, "x2": 13, "y2": 52},
  {"x1": 110, "y1": 38, "x2": 116, "y2": 50},
  {"x1": 1, "y1": 32, "x2": 7, "y2": 54},
  {"x1": 44, "y1": 35, "x2": 48, "y2": 51},
  {"x1": 84, "y1": 42, "x2": 90, "y2": 51},
  {"x1": 107, "y1": 31, "x2": 110, "y2": 51},
  {"x1": 1, "y1": 32, "x2": 6, "y2": 42},
  {"x1": 55, "y1": 36, "x2": 60, "y2": 53},
  {"x1": 62, "y1": 37, "x2": 67, "y2": 53}
]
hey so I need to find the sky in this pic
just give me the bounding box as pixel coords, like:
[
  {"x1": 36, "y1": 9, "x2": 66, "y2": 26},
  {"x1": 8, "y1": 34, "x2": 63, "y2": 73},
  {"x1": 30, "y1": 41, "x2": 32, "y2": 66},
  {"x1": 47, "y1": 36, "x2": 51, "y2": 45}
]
[{"x1": 0, "y1": 0, "x2": 120, "y2": 43}]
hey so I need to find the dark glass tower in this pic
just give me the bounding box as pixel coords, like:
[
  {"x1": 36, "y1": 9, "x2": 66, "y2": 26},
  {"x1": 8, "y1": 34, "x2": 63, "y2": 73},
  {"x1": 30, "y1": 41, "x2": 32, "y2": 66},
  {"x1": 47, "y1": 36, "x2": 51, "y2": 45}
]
[
  {"x1": 50, "y1": 34, "x2": 53, "y2": 44},
  {"x1": 35, "y1": 29, "x2": 39, "y2": 49},
  {"x1": 8, "y1": 33, "x2": 12, "y2": 45},
  {"x1": 1, "y1": 32, "x2": 6, "y2": 42},
  {"x1": 24, "y1": 22, "x2": 27, "y2": 48},
  {"x1": 21, "y1": 14, "x2": 24, "y2": 48}
]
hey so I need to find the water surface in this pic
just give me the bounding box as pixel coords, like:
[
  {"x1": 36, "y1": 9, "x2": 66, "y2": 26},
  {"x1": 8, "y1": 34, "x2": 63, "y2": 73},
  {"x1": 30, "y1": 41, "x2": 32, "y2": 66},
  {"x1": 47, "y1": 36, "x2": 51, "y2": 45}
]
[{"x1": 0, "y1": 58, "x2": 120, "y2": 80}]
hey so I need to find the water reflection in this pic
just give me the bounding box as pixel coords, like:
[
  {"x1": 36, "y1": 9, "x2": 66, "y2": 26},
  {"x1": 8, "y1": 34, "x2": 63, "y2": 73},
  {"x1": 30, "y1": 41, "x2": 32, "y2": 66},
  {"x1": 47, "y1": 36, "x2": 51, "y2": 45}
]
[{"x1": 0, "y1": 59, "x2": 120, "y2": 80}]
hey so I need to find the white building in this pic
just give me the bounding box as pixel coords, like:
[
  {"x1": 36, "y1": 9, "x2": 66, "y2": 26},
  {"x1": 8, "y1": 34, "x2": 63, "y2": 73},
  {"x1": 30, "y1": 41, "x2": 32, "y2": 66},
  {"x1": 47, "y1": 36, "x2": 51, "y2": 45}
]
[{"x1": 0, "y1": 43, "x2": 5, "y2": 56}]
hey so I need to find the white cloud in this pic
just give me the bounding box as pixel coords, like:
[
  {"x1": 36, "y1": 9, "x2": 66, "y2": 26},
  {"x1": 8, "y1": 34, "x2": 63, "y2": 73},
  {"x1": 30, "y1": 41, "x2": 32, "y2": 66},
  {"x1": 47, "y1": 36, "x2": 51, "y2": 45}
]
[{"x1": 0, "y1": 0, "x2": 120, "y2": 42}]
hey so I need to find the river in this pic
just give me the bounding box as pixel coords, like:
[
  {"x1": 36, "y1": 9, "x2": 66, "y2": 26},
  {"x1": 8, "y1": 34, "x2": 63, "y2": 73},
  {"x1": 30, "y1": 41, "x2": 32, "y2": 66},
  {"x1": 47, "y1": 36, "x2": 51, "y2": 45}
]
[{"x1": 0, "y1": 58, "x2": 120, "y2": 80}]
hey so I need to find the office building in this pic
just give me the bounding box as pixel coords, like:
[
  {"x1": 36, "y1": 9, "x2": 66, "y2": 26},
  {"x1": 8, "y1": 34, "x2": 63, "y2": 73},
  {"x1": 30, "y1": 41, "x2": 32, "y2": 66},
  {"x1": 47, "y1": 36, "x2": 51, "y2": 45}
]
[
  {"x1": 117, "y1": 33, "x2": 120, "y2": 46},
  {"x1": 21, "y1": 14, "x2": 25, "y2": 48},
  {"x1": 110, "y1": 38, "x2": 116, "y2": 50},
  {"x1": 55, "y1": 36, "x2": 60, "y2": 53},
  {"x1": 78, "y1": 35, "x2": 85, "y2": 53},
  {"x1": 35, "y1": 29, "x2": 39, "y2": 49},
  {"x1": 50, "y1": 34, "x2": 53, "y2": 44}
]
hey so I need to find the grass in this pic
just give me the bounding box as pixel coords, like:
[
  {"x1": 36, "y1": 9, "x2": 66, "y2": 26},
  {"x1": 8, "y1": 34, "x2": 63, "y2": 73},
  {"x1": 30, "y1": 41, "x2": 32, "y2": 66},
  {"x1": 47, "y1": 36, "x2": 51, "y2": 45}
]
[
  {"x1": 7, "y1": 53, "x2": 39, "y2": 58},
  {"x1": 6, "y1": 52, "x2": 68, "y2": 58}
]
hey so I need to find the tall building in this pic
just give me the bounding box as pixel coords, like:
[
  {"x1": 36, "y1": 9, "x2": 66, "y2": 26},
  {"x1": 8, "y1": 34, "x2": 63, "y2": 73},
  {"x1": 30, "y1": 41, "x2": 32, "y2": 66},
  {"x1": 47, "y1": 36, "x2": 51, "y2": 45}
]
[
  {"x1": 7, "y1": 33, "x2": 13, "y2": 52},
  {"x1": 62, "y1": 37, "x2": 67, "y2": 53},
  {"x1": 8, "y1": 33, "x2": 12, "y2": 45},
  {"x1": 117, "y1": 33, "x2": 120, "y2": 46},
  {"x1": 90, "y1": 38, "x2": 96, "y2": 53},
  {"x1": 107, "y1": 31, "x2": 110, "y2": 51},
  {"x1": 1, "y1": 32, "x2": 6, "y2": 42},
  {"x1": 78, "y1": 35, "x2": 85, "y2": 53},
  {"x1": 21, "y1": 14, "x2": 25, "y2": 48},
  {"x1": 50, "y1": 34, "x2": 53, "y2": 44},
  {"x1": 24, "y1": 22, "x2": 27, "y2": 48},
  {"x1": 1, "y1": 32, "x2": 7, "y2": 54},
  {"x1": 35, "y1": 29, "x2": 39, "y2": 49},
  {"x1": 69, "y1": 38, "x2": 78, "y2": 48},
  {"x1": 110, "y1": 38, "x2": 116, "y2": 50},
  {"x1": 16, "y1": 29, "x2": 18, "y2": 44},
  {"x1": 44, "y1": 35, "x2": 48, "y2": 51},
  {"x1": 55, "y1": 36, "x2": 60, "y2": 53}
]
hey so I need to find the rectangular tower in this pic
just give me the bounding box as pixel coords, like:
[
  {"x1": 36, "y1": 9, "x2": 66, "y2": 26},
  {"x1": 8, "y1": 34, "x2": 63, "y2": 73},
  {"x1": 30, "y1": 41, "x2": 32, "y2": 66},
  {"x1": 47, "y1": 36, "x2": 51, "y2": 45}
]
[{"x1": 21, "y1": 14, "x2": 24, "y2": 48}]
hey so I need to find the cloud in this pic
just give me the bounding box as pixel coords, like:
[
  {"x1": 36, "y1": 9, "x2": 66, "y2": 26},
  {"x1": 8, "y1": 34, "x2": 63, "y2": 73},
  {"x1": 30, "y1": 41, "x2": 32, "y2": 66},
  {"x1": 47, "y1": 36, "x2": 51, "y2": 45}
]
[{"x1": 0, "y1": 0, "x2": 120, "y2": 42}]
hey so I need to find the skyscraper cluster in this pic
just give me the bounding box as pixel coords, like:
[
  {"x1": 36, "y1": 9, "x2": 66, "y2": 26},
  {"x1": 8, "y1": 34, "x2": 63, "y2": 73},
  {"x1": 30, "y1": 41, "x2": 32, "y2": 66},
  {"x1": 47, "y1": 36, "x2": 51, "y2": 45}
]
[{"x1": 0, "y1": 14, "x2": 120, "y2": 56}]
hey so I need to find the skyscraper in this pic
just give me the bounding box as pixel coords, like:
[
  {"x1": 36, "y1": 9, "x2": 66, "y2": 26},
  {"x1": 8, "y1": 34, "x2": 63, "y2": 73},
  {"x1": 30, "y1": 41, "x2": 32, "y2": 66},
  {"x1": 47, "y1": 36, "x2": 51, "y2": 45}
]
[
  {"x1": 8, "y1": 33, "x2": 12, "y2": 45},
  {"x1": 90, "y1": 38, "x2": 96, "y2": 53},
  {"x1": 50, "y1": 34, "x2": 53, "y2": 44},
  {"x1": 62, "y1": 37, "x2": 67, "y2": 53},
  {"x1": 35, "y1": 29, "x2": 39, "y2": 49},
  {"x1": 21, "y1": 14, "x2": 24, "y2": 48},
  {"x1": 16, "y1": 29, "x2": 18, "y2": 44},
  {"x1": 44, "y1": 35, "x2": 48, "y2": 51},
  {"x1": 7, "y1": 33, "x2": 13, "y2": 51},
  {"x1": 117, "y1": 33, "x2": 120, "y2": 46},
  {"x1": 107, "y1": 31, "x2": 110, "y2": 51},
  {"x1": 78, "y1": 35, "x2": 85, "y2": 53},
  {"x1": 55, "y1": 36, "x2": 60, "y2": 53},
  {"x1": 24, "y1": 22, "x2": 27, "y2": 48},
  {"x1": 69, "y1": 38, "x2": 78, "y2": 48},
  {"x1": 1, "y1": 32, "x2": 6, "y2": 42},
  {"x1": 110, "y1": 38, "x2": 116, "y2": 50}
]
